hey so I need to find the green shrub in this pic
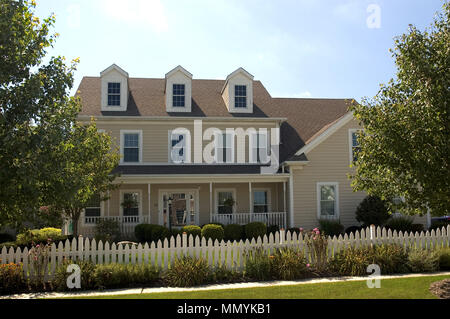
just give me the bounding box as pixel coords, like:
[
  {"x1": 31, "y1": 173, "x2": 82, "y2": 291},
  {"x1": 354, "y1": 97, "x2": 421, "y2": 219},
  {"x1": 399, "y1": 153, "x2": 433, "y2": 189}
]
[
  {"x1": 52, "y1": 260, "x2": 96, "y2": 291},
  {"x1": 0, "y1": 263, "x2": 27, "y2": 295},
  {"x1": 149, "y1": 224, "x2": 171, "y2": 242},
  {"x1": 245, "y1": 222, "x2": 267, "y2": 240},
  {"x1": 318, "y1": 219, "x2": 344, "y2": 237},
  {"x1": 134, "y1": 224, "x2": 148, "y2": 242},
  {"x1": 94, "y1": 219, "x2": 120, "y2": 243},
  {"x1": 437, "y1": 248, "x2": 450, "y2": 270},
  {"x1": 244, "y1": 248, "x2": 271, "y2": 281},
  {"x1": 407, "y1": 248, "x2": 439, "y2": 273},
  {"x1": 0, "y1": 233, "x2": 15, "y2": 244},
  {"x1": 93, "y1": 263, "x2": 159, "y2": 289},
  {"x1": 266, "y1": 225, "x2": 280, "y2": 236},
  {"x1": 16, "y1": 227, "x2": 65, "y2": 246},
  {"x1": 355, "y1": 195, "x2": 390, "y2": 226},
  {"x1": 270, "y1": 247, "x2": 309, "y2": 280},
  {"x1": 181, "y1": 225, "x2": 202, "y2": 239},
  {"x1": 224, "y1": 224, "x2": 244, "y2": 241},
  {"x1": 330, "y1": 244, "x2": 408, "y2": 276},
  {"x1": 162, "y1": 256, "x2": 211, "y2": 287},
  {"x1": 170, "y1": 228, "x2": 183, "y2": 238},
  {"x1": 385, "y1": 216, "x2": 414, "y2": 232},
  {"x1": 201, "y1": 224, "x2": 224, "y2": 242},
  {"x1": 286, "y1": 227, "x2": 301, "y2": 236},
  {"x1": 212, "y1": 264, "x2": 243, "y2": 283}
]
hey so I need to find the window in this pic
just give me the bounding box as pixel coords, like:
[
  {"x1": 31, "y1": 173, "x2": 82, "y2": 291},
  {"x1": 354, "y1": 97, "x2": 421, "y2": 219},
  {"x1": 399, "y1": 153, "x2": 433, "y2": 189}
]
[
  {"x1": 250, "y1": 130, "x2": 269, "y2": 163},
  {"x1": 215, "y1": 132, "x2": 234, "y2": 163},
  {"x1": 253, "y1": 190, "x2": 269, "y2": 213},
  {"x1": 234, "y1": 85, "x2": 247, "y2": 108},
  {"x1": 107, "y1": 82, "x2": 121, "y2": 106},
  {"x1": 217, "y1": 191, "x2": 234, "y2": 214},
  {"x1": 173, "y1": 84, "x2": 185, "y2": 107},
  {"x1": 85, "y1": 193, "x2": 101, "y2": 217},
  {"x1": 317, "y1": 183, "x2": 339, "y2": 219},
  {"x1": 170, "y1": 132, "x2": 187, "y2": 163},
  {"x1": 349, "y1": 129, "x2": 362, "y2": 163},
  {"x1": 123, "y1": 133, "x2": 140, "y2": 162},
  {"x1": 122, "y1": 192, "x2": 139, "y2": 216}
]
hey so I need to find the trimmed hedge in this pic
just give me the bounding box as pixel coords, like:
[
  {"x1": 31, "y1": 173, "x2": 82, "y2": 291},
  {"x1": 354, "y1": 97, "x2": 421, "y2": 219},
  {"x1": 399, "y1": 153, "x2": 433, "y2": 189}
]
[
  {"x1": 355, "y1": 195, "x2": 390, "y2": 226},
  {"x1": 201, "y1": 224, "x2": 224, "y2": 242},
  {"x1": 0, "y1": 233, "x2": 15, "y2": 244},
  {"x1": 181, "y1": 225, "x2": 202, "y2": 238},
  {"x1": 245, "y1": 222, "x2": 267, "y2": 240},
  {"x1": 16, "y1": 227, "x2": 65, "y2": 245},
  {"x1": 224, "y1": 224, "x2": 244, "y2": 241},
  {"x1": 266, "y1": 225, "x2": 280, "y2": 236},
  {"x1": 134, "y1": 224, "x2": 171, "y2": 243},
  {"x1": 318, "y1": 219, "x2": 344, "y2": 237}
]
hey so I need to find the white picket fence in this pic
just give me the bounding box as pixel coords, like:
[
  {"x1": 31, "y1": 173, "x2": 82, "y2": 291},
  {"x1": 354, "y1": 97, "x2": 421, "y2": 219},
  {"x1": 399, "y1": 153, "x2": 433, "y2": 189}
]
[{"x1": 1, "y1": 226, "x2": 449, "y2": 280}]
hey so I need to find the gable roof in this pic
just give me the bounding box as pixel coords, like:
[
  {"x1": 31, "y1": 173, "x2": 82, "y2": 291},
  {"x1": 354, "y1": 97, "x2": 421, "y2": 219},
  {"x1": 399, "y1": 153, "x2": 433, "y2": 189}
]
[{"x1": 75, "y1": 76, "x2": 351, "y2": 163}]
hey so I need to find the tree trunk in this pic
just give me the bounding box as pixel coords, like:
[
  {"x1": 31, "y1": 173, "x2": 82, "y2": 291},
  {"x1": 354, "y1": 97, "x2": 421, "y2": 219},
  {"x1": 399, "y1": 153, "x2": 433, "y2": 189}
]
[{"x1": 71, "y1": 210, "x2": 81, "y2": 237}]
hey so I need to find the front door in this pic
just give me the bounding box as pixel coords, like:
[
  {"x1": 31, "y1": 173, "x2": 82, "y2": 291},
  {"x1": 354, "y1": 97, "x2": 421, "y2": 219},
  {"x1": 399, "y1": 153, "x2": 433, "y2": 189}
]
[{"x1": 159, "y1": 190, "x2": 198, "y2": 228}]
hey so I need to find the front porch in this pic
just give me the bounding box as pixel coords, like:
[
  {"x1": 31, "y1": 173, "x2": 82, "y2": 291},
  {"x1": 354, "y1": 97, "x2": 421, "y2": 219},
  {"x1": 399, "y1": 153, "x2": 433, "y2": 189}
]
[{"x1": 77, "y1": 175, "x2": 290, "y2": 239}]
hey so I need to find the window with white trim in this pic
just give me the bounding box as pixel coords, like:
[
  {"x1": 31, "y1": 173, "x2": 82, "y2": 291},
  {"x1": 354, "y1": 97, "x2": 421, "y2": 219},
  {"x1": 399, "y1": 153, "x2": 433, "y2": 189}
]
[
  {"x1": 107, "y1": 82, "x2": 121, "y2": 106},
  {"x1": 317, "y1": 183, "x2": 339, "y2": 218},
  {"x1": 85, "y1": 193, "x2": 101, "y2": 217},
  {"x1": 217, "y1": 191, "x2": 234, "y2": 214},
  {"x1": 172, "y1": 84, "x2": 185, "y2": 107},
  {"x1": 123, "y1": 132, "x2": 140, "y2": 162},
  {"x1": 122, "y1": 192, "x2": 139, "y2": 216},
  {"x1": 170, "y1": 132, "x2": 188, "y2": 163},
  {"x1": 253, "y1": 190, "x2": 269, "y2": 213},
  {"x1": 349, "y1": 129, "x2": 362, "y2": 163},
  {"x1": 215, "y1": 132, "x2": 234, "y2": 163},
  {"x1": 234, "y1": 85, "x2": 247, "y2": 108},
  {"x1": 250, "y1": 130, "x2": 269, "y2": 163}
]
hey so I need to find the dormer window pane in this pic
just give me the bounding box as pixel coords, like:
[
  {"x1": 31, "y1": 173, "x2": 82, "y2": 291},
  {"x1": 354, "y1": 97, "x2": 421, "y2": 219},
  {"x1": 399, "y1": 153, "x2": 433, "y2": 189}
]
[
  {"x1": 235, "y1": 85, "x2": 247, "y2": 108},
  {"x1": 173, "y1": 84, "x2": 185, "y2": 107},
  {"x1": 107, "y1": 82, "x2": 121, "y2": 106}
]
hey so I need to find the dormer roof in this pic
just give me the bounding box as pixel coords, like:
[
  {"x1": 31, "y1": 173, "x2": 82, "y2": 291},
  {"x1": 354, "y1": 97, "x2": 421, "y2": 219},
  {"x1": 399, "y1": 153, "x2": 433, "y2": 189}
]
[
  {"x1": 221, "y1": 67, "x2": 254, "y2": 94},
  {"x1": 165, "y1": 65, "x2": 193, "y2": 79},
  {"x1": 100, "y1": 64, "x2": 129, "y2": 78}
]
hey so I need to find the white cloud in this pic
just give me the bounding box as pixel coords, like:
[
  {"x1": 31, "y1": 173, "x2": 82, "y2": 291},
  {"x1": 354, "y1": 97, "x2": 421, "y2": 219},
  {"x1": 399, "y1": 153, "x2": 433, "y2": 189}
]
[
  {"x1": 293, "y1": 91, "x2": 312, "y2": 98},
  {"x1": 101, "y1": 0, "x2": 168, "y2": 33}
]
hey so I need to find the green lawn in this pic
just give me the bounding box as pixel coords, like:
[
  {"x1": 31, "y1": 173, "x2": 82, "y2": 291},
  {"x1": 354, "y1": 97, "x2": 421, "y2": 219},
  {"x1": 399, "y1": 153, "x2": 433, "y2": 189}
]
[{"x1": 66, "y1": 274, "x2": 449, "y2": 299}]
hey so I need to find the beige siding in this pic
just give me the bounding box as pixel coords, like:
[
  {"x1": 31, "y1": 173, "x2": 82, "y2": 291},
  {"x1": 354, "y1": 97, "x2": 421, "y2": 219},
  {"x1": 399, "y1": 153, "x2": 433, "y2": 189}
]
[{"x1": 97, "y1": 120, "x2": 277, "y2": 163}]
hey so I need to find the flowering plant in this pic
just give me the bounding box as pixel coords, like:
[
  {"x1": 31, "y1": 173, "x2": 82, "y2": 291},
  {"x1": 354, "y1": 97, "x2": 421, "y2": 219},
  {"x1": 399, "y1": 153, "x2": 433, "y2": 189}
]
[
  {"x1": 301, "y1": 228, "x2": 328, "y2": 274},
  {"x1": 28, "y1": 238, "x2": 52, "y2": 289}
]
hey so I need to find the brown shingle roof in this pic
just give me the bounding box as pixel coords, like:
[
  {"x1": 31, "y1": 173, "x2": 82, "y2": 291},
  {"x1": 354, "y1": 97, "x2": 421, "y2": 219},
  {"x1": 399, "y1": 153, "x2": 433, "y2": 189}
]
[{"x1": 76, "y1": 77, "x2": 351, "y2": 162}]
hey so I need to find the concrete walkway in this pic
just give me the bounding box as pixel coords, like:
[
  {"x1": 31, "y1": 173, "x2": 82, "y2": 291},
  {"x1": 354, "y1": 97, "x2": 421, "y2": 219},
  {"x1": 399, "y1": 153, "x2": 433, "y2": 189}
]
[{"x1": 2, "y1": 271, "x2": 450, "y2": 299}]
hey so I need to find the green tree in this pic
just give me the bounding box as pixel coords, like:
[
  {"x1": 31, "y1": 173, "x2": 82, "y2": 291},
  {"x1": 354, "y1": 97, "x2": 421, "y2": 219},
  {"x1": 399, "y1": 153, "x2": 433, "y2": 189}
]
[
  {"x1": 349, "y1": 3, "x2": 450, "y2": 217},
  {"x1": 0, "y1": 0, "x2": 119, "y2": 232}
]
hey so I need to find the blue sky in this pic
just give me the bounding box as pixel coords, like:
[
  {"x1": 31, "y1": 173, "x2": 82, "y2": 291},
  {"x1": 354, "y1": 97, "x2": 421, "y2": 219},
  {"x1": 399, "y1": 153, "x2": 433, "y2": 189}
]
[{"x1": 34, "y1": 0, "x2": 444, "y2": 100}]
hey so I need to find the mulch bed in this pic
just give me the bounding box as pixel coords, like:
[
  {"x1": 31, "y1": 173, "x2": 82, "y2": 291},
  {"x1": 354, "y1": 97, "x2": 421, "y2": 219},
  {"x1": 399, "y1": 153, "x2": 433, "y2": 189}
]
[{"x1": 429, "y1": 279, "x2": 450, "y2": 299}]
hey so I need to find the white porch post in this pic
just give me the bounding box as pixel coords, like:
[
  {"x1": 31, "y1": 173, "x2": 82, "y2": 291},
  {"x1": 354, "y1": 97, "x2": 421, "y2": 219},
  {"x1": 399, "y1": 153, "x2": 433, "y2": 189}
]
[
  {"x1": 107, "y1": 190, "x2": 110, "y2": 217},
  {"x1": 249, "y1": 182, "x2": 253, "y2": 222},
  {"x1": 283, "y1": 181, "x2": 286, "y2": 213},
  {"x1": 147, "y1": 183, "x2": 151, "y2": 223},
  {"x1": 209, "y1": 182, "x2": 213, "y2": 223}
]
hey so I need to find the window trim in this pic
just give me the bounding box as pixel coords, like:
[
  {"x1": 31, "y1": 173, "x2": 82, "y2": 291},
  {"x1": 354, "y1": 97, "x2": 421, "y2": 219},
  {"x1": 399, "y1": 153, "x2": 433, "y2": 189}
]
[
  {"x1": 214, "y1": 188, "x2": 237, "y2": 215},
  {"x1": 253, "y1": 188, "x2": 272, "y2": 213},
  {"x1": 172, "y1": 83, "x2": 186, "y2": 107},
  {"x1": 249, "y1": 130, "x2": 270, "y2": 164},
  {"x1": 120, "y1": 130, "x2": 143, "y2": 164},
  {"x1": 107, "y1": 82, "x2": 121, "y2": 106},
  {"x1": 119, "y1": 189, "x2": 142, "y2": 218},
  {"x1": 234, "y1": 84, "x2": 247, "y2": 108},
  {"x1": 214, "y1": 131, "x2": 235, "y2": 164},
  {"x1": 168, "y1": 130, "x2": 191, "y2": 164},
  {"x1": 316, "y1": 182, "x2": 339, "y2": 220},
  {"x1": 348, "y1": 129, "x2": 362, "y2": 165},
  {"x1": 82, "y1": 194, "x2": 104, "y2": 226}
]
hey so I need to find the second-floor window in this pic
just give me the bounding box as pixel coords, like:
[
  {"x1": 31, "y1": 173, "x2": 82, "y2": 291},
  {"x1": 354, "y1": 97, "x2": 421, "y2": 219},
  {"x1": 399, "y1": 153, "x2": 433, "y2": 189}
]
[
  {"x1": 170, "y1": 132, "x2": 188, "y2": 163},
  {"x1": 215, "y1": 132, "x2": 234, "y2": 163},
  {"x1": 349, "y1": 129, "x2": 362, "y2": 163},
  {"x1": 107, "y1": 82, "x2": 121, "y2": 106},
  {"x1": 123, "y1": 132, "x2": 140, "y2": 162},
  {"x1": 250, "y1": 131, "x2": 269, "y2": 163},
  {"x1": 173, "y1": 84, "x2": 185, "y2": 107},
  {"x1": 235, "y1": 85, "x2": 247, "y2": 108}
]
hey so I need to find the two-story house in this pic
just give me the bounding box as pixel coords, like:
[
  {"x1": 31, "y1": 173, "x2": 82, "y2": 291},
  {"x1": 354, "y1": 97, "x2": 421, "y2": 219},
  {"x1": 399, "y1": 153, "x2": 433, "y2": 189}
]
[{"x1": 75, "y1": 64, "x2": 426, "y2": 237}]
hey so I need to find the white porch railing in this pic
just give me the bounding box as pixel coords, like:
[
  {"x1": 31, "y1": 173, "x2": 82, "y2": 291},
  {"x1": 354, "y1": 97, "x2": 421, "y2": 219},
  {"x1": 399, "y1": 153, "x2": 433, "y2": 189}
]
[
  {"x1": 211, "y1": 212, "x2": 287, "y2": 229},
  {"x1": 79, "y1": 216, "x2": 151, "y2": 239}
]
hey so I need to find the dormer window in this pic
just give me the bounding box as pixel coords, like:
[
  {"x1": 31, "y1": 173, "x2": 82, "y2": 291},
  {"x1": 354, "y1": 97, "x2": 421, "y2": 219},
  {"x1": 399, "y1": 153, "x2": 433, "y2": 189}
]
[
  {"x1": 107, "y1": 82, "x2": 121, "y2": 106},
  {"x1": 234, "y1": 85, "x2": 247, "y2": 108},
  {"x1": 173, "y1": 84, "x2": 185, "y2": 107}
]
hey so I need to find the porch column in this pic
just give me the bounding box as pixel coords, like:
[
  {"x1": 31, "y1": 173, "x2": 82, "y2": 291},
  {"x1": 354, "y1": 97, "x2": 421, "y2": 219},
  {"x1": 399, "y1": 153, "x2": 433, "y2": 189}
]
[
  {"x1": 283, "y1": 181, "x2": 286, "y2": 213},
  {"x1": 209, "y1": 182, "x2": 213, "y2": 222},
  {"x1": 249, "y1": 182, "x2": 253, "y2": 222},
  {"x1": 107, "y1": 190, "x2": 110, "y2": 217},
  {"x1": 147, "y1": 183, "x2": 151, "y2": 223}
]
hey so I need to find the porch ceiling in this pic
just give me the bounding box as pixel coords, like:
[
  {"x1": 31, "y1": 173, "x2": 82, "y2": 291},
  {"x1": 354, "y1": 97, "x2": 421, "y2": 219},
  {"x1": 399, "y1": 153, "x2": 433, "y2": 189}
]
[{"x1": 115, "y1": 174, "x2": 289, "y2": 184}]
